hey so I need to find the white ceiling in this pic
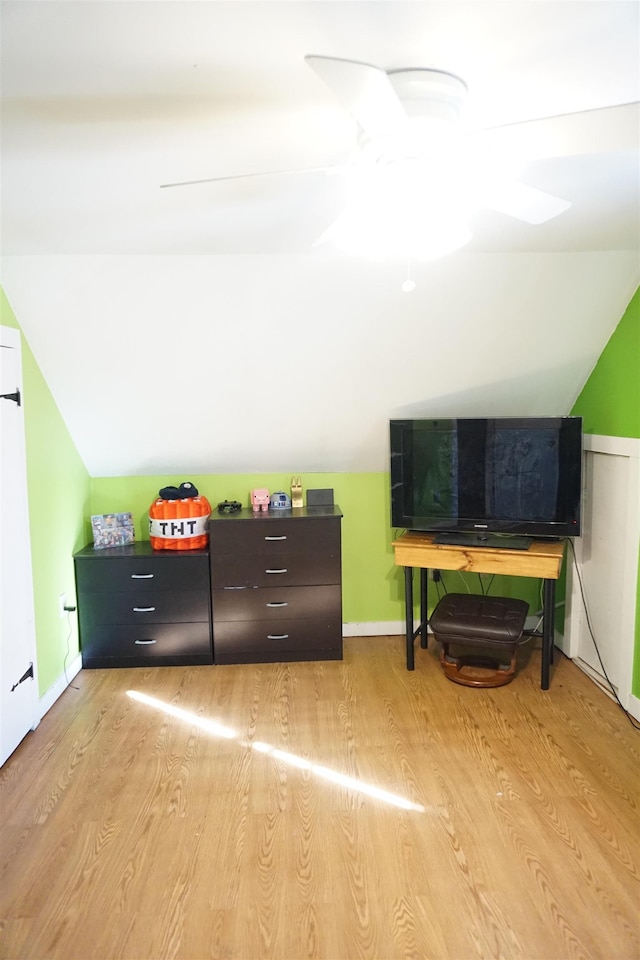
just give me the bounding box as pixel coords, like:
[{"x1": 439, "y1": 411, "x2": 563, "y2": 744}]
[{"x1": 1, "y1": 1, "x2": 639, "y2": 478}]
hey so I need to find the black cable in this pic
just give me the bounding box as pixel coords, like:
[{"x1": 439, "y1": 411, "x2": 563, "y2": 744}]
[
  {"x1": 568, "y1": 539, "x2": 639, "y2": 730},
  {"x1": 479, "y1": 572, "x2": 495, "y2": 596}
]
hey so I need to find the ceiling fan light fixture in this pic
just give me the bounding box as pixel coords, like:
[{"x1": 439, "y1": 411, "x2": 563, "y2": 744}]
[
  {"x1": 319, "y1": 148, "x2": 476, "y2": 262},
  {"x1": 360, "y1": 115, "x2": 463, "y2": 163}
]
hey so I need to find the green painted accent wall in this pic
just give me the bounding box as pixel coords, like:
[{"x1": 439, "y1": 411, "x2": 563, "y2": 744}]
[
  {"x1": 1, "y1": 288, "x2": 90, "y2": 697},
  {"x1": 89, "y1": 472, "x2": 405, "y2": 623},
  {"x1": 89, "y1": 471, "x2": 541, "y2": 624},
  {"x1": 572, "y1": 287, "x2": 640, "y2": 438},
  {"x1": 571, "y1": 286, "x2": 640, "y2": 697}
]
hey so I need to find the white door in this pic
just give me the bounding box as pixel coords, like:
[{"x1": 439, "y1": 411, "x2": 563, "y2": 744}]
[
  {"x1": 563, "y1": 435, "x2": 640, "y2": 710},
  {"x1": 0, "y1": 325, "x2": 38, "y2": 766}
]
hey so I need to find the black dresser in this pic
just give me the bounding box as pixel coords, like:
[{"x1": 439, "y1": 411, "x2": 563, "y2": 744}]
[
  {"x1": 209, "y1": 505, "x2": 343, "y2": 664},
  {"x1": 74, "y1": 542, "x2": 213, "y2": 668}
]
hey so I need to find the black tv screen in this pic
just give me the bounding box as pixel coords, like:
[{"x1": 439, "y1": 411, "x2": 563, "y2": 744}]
[{"x1": 390, "y1": 417, "x2": 582, "y2": 543}]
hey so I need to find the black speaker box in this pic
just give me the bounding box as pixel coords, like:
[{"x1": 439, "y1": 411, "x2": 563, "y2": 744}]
[{"x1": 306, "y1": 488, "x2": 334, "y2": 507}]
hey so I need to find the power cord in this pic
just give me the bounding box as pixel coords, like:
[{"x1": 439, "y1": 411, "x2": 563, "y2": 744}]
[
  {"x1": 479, "y1": 572, "x2": 495, "y2": 596},
  {"x1": 567, "y1": 539, "x2": 640, "y2": 730}
]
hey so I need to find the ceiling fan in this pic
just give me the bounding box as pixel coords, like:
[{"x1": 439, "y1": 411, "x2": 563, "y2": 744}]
[
  {"x1": 301, "y1": 56, "x2": 572, "y2": 259},
  {"x1": 161, "y1": 55, "x2": 636, "y2": 260}
]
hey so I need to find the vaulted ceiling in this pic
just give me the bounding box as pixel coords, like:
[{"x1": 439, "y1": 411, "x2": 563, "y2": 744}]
[{"x1": 1, "y1": 1, "x2": 639, "y2": 476}]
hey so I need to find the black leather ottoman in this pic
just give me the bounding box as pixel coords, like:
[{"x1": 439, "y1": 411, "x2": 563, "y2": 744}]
[{"x1": 430, "y1": 593, "x2": 529, "y2": 687}]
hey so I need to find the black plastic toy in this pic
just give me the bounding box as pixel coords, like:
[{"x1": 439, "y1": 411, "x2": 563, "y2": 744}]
[{"x1": 217, "y1": 500, "x2": 242, "y2": 514}]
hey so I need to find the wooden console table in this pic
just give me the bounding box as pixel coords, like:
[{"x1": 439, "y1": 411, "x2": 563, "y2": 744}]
[{"x1": 392, "y1": 533, "x2": 566, "y2": 690}]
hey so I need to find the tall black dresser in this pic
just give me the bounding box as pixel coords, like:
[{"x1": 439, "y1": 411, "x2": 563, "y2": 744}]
[{"x1": 209, "y1": 505, "x2": 343, "y2": 664}]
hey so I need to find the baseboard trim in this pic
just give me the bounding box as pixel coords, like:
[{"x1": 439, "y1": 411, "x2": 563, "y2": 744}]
[
  {"x1": 572, "y1": 657, "x2": 640, "y2": 723},
  {"x1": 342, "y1": 622, "x2": 405, "y2": 637},
  {"x1": 38, "y1": 654, "x2": 83, "y2": 722},
  {"x1": 628, "y1": 694, "x2": 640, "y2": 723}
]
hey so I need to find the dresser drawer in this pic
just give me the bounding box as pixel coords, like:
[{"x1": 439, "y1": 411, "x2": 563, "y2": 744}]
[
  {"x1": 75, "y1": 554, "x2": 209, "y2": 594},
  {"x1": 210, "y1": 551, "x2": 340, "y2": 588},
  {"x1": 214, "y1": 617, "x2": 343, "y2": 664},
  {"x1": 210, "y1": 517, "x2": 341, "y2": 557},
  {"x1": 80, "y1": 590, "x2": 210, "y2": 626},
  {"x1": 80, "y1": 622, "x2": 213, "y2": 668},
  {"x1": 212, "y1": 584, "x2": 340, "y2": 622}
]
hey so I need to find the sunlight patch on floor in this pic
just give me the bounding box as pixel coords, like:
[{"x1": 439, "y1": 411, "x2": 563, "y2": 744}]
[{"x1": 127, "y1": 689, "x2": 425, "y2": 813}]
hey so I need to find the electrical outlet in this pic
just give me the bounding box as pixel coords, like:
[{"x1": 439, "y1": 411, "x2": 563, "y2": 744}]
[{"x1": 58, "y1": 593, "x2": 67, "y2": 618}]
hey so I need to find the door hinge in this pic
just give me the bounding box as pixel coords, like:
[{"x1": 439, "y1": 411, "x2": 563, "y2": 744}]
[
  {"x1": 11, "y1": 662, "x2": 34, "y2": 692},
  {"x1": 1, "y1": 389, "x2": 21, "y2": 406}
]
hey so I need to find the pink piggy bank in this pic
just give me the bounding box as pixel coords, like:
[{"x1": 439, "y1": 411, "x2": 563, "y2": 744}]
[{"x1": 251, "y1": 488, "x2": 270, "y2": 513}]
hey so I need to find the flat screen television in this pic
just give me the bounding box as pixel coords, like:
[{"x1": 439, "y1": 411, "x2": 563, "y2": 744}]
[{"x1": 390, "y1": 416, "x2": 582, "y2": 547}]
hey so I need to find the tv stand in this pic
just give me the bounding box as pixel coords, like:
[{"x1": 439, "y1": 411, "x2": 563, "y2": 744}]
[
  {"x1": 392, "y1": 532, "x2": 566, "y2": 689},
  {"x1": 433, "y1": 532, "x2": 533, "y2": 551}
]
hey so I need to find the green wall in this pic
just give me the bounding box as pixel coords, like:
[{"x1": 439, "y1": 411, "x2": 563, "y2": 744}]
[
  {"x1": 571, "y1": 286, "x2": 640, "y2": 696},
  {"x1": 89, "y1": 470, "x2": 540, "y2": 625},
  {"x1": 1, "y1": 289, "x2": 90, "y2": 697},
  {"x1": 89, "y1": 472, "x2": 407, "y2": 623},
  {"x1": 571, "y1": 287, "x2": 640, "y2": 437}
]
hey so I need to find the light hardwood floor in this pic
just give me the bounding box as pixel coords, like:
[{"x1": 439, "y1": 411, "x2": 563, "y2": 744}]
[{"x1": 1, "y1": 636, "x2": 639, "y2": 960}]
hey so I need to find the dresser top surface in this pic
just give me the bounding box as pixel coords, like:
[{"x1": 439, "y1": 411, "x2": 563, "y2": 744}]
[
  {"x1": 74, "y1": 542, "x2": 209, "y2": 560},
  {"x1": 210, "y1": 505, "x2": 342, "y2": 523}
]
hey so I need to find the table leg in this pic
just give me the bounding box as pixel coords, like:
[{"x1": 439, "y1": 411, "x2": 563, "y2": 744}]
[
  {"x1": 405, "y1": 566, "x2": 414, "y2": 670},
  {"x1": 541, "y1": 578, "x2": 556, "y2": 690},
  {"x1": 420, "y1": 568, "x2": 429, "y2": 648}
]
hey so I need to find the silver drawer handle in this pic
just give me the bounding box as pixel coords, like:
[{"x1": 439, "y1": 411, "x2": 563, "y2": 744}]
[
  {"x1": 267, "y1": 634, "x2": 289, "y2": 640},
  {"x1": 133, "y1": 606, "x2": 156, "y2": 613},
  {"x1": 131, "y1": 573, "x2": 154, "y2": 579},
  {"x1": 265, "y1": 535, "x2": 287, "y2": 541},
  {"x1": 223, "y1": 586, "x2": 247, "y2": 590},
  {"x1": 267, "y1": 601, "x2": 288, "y2": 608},
  {"x1": 265, "y1": 568, "x2": 287, "y2": 574},
  {"x1": 134, "y1": 639, "x2": 157, "y2": 645}
]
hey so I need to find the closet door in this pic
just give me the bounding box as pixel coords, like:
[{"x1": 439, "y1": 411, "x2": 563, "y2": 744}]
[
  {"x1": 563, "y1": 435, "x2": 640, "y2": 710},
  {"x1": 1, "y1": 325, "x2": 38, "y2": 766}
]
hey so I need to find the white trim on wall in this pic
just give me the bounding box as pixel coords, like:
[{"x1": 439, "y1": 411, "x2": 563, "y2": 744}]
[
  {"x1": 564, "y1": 433, "x2": 640, "y2": 713},
  {"x1": 342, "y1": 622, "x2": 405, "y2": 638},
  {"x1": 583, "y1": 434, "x2": 640, "y2": 457},
  {"x1": 38, "y1": 654, "x2": 82, "y2": 722}
]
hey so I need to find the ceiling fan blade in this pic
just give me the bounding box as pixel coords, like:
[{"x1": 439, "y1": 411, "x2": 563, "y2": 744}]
[
  {"x1": 305, "y1": 55, "x2": 407, "y2": 138},
  {"x1": 483, "y1": 180, "x2": 571, "y2": 224},
  {"x1": 160, "y1": 164, "x2": 345, "y2": 189},
  {"x1": 476, "y1": 101, "x2": 640, "y2": 162}
]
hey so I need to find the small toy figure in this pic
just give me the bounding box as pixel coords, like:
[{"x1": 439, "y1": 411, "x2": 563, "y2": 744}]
[
  {"x1": 251, "y1": 488, "x2": 270, "y2": 513},
  {"x1": 270, "y1": 491, "x2": 291, "y2": 510}
]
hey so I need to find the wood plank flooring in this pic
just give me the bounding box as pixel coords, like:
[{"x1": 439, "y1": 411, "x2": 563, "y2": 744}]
[{"x1": 1, "y1": 636, "x2": 638, "y2": 960}]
